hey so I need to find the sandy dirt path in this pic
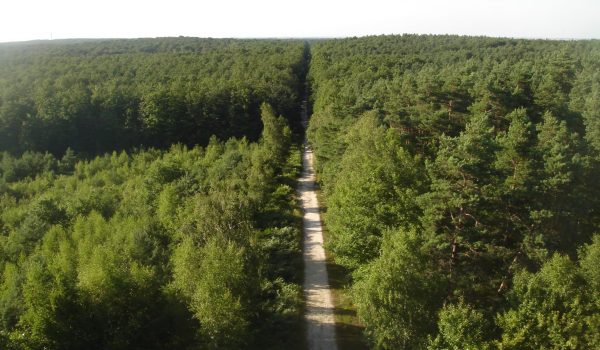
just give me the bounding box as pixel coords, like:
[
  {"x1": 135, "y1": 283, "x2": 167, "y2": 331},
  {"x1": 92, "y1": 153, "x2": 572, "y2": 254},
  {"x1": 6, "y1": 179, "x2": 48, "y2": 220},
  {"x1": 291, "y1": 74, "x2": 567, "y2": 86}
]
[{"x1": 299, "y1": 99, "x2": 338, "y2": 350}]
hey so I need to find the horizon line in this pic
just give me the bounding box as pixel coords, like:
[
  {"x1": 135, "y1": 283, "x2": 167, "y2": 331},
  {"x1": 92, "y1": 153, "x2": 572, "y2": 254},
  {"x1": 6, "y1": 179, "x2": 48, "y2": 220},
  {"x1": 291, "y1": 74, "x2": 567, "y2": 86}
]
[{"x1": 1, "y1": 33, "x2": 599, "y2": 45}]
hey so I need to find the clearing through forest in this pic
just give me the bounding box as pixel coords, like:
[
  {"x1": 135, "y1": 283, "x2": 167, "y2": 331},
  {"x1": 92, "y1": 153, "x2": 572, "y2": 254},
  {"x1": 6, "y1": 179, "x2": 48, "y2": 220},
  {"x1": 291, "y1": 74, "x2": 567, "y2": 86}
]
[{"x1": 299, "y1": 99, "x2": 338, "y2": 350}]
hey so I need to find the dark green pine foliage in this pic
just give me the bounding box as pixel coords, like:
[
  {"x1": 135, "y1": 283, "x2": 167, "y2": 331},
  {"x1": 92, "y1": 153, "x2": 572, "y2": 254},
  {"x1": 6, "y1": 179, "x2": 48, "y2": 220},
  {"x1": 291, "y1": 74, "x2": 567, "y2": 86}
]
[
  {"x1": 2, "y1": 34, "x2": 600, "y2": 350},
  {"x1": 307, "y1": 35, "x2": 600, "y2": 349},
  {"x1": 419, "y1": 113, "x2": 506, "y2": 306},
  {"x1": 0, "y1": 38, "x2": 307, "y2": 156},
  {"x1": 530, "y1": 112, "x2": 587, "y2": 254}
]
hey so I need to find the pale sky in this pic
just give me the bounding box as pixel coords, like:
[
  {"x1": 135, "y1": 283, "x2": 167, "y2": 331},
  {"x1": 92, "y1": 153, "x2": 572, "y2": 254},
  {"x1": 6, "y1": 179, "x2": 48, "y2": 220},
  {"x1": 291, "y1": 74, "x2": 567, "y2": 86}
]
[{"x1": 0, "y1": 0, "x2": 599, "y2": 43}]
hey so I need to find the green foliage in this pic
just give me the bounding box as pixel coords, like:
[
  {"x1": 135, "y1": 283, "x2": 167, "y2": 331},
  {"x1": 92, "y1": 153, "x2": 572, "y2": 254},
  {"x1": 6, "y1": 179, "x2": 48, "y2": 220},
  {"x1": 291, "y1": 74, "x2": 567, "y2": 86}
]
[
  {"x1": 579, "y1": 235, "x2": 600, "y2": 348},
  {"x1": 260, "y1": 103, "x2": 292, "y2": 165},
  {"x1": 326, "y1": 112, "x2": 422, "y2": 268},
  {"x1": 428, "y1": 301, "x2": 492, "y2": 350},
  {"x1": 0, "y1": 263, "x2": 22, "y2": 330},
  {"x1": 497, "y1": 247, "x2": 600, "y2": 349},
  {"x1": 173, "y1": 237, "x2": 253, "y2": 349},
  {"x1": 0, "y1": 38, "x2": 307, "y2": 155},
  {"x1": 192, "y1": 238, "x2": 252, "y2": 349},
  {"x1": 308, "y1": 35, "x2": 600, "y2": 348},
  {"x1": 3, "y1": 34, "x2": 600, "y2": 349},
  {"x1": 494, "y1": 108, "x2": 534, "y2": 194},
  {"x1": 0, "y1": 151, "x2": 57, "y2": 182},
  {"x1": 353, "y1": 228, "x2": 444, "y2": 349},
  {"x1": 0, "y1": 98, "x2": 302, "y2": 348}
]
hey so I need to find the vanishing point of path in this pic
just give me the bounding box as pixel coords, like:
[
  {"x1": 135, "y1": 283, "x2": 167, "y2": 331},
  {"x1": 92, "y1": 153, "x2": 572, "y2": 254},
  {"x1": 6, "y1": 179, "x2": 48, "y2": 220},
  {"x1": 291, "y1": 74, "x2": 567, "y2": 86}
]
[{"x1": 299, "y1": 99, "x2": 338, "y2": 350}]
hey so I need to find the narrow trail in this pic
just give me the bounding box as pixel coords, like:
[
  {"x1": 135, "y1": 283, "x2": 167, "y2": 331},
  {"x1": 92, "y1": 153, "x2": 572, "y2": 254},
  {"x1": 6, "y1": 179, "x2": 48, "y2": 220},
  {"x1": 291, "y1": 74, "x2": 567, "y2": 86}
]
[{"x1": 299, "y1": 99, "x2": 338, "y2": 350}]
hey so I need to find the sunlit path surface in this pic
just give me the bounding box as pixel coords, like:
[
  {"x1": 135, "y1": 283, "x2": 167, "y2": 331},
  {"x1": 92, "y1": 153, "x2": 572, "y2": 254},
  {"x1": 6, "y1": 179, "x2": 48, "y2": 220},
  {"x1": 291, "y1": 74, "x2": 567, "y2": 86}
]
[{"x1": 299, "y1": 99, "x2": 338, "y2": 350}]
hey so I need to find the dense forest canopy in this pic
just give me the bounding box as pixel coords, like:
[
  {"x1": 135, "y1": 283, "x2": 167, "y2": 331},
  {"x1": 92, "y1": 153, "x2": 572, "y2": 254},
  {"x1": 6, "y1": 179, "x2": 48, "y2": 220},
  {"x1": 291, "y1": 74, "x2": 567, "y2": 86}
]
[
  {"x1": 0, "y1": 38, "x2": 308, "y2": 155},
  {"x1": 0, "y1": 38, "x2": 307, "y2": 349},
  {"x1": 0, "y1": 107, "x2": 305, "y2": 350},
  {"x1": 1, "y1": 34, "x2": 600, "y2": 350},
  {"x1": 308, "y1": 35, "x2": 600, "y2": 349}
]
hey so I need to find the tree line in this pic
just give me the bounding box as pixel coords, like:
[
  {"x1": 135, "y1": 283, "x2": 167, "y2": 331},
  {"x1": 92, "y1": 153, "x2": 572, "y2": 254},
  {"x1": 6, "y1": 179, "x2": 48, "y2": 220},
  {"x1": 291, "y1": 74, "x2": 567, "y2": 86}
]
[
  {"x1": 308, "y1": 34, "x2": 600, "y2": 349},
  {"x1": 0, "y1": 37, "x2": 309, "y2": 349},
  {"x1": 0, "y1": 104, "x2": 304, "y2": 349},
  {"x1": 2, "y1": 34, "x2": 600, "y2": 350},
  {"x1": 0, "y1": 38, "x2": 308, "y2": 156}
]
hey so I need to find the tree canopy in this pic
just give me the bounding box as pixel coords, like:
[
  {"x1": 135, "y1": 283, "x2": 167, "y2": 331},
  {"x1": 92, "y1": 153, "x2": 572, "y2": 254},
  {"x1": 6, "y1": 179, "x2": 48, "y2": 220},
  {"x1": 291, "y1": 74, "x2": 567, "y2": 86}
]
[
  {"x1": 308, "y1": 34, "x2": 600, "y2": 349},
  {"x1": 0, "y1": 37, "x2": 307, "y2": 350}
]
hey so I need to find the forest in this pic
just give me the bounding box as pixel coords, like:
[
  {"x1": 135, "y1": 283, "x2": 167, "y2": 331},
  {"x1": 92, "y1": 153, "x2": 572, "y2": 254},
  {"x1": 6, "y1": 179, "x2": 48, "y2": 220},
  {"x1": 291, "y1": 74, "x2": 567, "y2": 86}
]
[
  {"x1": 308, "y1": 35, "x2": 600, "y2": 349},
  {"x1": 1, "y1": 35, "x2": 600, "y2": 349},
  {"x1": 0, "y1": 39, "x2": 307, "y2": 349},
  {"x1": 0, "y1": 38, "x2": 308, "y2": 155}
]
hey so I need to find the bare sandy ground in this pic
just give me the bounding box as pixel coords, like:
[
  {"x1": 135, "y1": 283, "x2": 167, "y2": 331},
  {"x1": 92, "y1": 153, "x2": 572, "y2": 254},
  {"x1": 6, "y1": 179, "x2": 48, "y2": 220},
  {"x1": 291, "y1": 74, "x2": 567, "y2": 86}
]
[{"x1": 299, "y1": 100, "x2": 338, "y2": 350}]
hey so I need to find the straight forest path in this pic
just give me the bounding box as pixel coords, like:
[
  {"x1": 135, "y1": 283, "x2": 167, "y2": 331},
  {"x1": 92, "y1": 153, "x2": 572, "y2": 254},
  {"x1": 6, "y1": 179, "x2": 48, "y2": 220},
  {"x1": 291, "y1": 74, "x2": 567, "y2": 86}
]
[{"x1": 299, "y1": 98, "x2": 338, "y2": 350}]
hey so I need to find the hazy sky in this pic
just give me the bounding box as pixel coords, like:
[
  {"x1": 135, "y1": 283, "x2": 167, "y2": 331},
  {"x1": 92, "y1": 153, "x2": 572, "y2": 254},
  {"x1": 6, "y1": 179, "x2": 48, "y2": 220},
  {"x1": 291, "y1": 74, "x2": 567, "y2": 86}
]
[{"x1": 1, "y1": 0, "x2": 599, "y2": 43}]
